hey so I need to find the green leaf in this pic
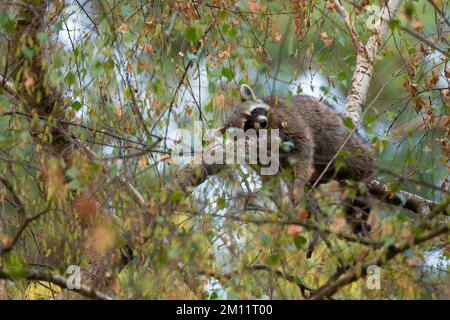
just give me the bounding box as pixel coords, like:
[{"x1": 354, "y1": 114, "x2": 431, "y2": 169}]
[
  {"x1": 67, "y1": 179, "x2": 81, "y2": 190},
  {"x1": 209, "y1": 291, "x2": 219, "y2": 300},
  {"x1": 65, "y1": 72, "x2": 76, "y2": 86},
  {"x1": 388, "y1": 19, "x2": 400, "y2": 31},
  {"x1": 338, "y1": 71, "x2": 347, "y2": 81},
  {"x1": 66, "y1": 167, "x2": 79, "y2": 179},
  {"x1": 0, "y1": 12, "x2": 16, "y2": 33},
  {"x1": 21, "y1": 47, "x2": 34, "y2": 60},
  {"x1": 384, "y1": 111, "x2": 396, "y2": 121},
  {"x1": 364, "y1": 114, "x2": 376, "y2": 125},
  {"x1": 104, "y1": 59, "x2": 115, "y2": 73},
  {"x1": 342, "y1": 116, "x2": 353, "y2": 129},
  {"x1": 336, "y1": 149, "x2": 349, "y2": 158},
  {"x1": 294, "y1": 274, "x2": 305, "y2": 286},
  {"x1": 167, "y1": 247, "x2": 179, "y2": 259},
  {"x1": 334, "y1": 159, "x2": 345, "y2": 170},
  {"x1": 404, "y1": 3, "x2": 416, "y2": 17},
  {"x1": 265, "y1": 254, "x2": 280, "y2": 267},
  {"x1": 281, "y1": 140, "x2": 295, "y2": 153},
  {"x1": 53, "y1": 51, "x2": 65, "y2": 67},
  {"x1": 218, "y1": 10, "x2": 227, "y2": 20},
  {"x1": 294, "y1": 235, "x2": 307, "y2": 250},
  {"x1": 208, "y1": 81, "x2": 217, "y2": 94},
  {"x1": 383, "y1": 237, "x2": 396, "y2": 248},
  {"x1": 0, "y1": 95, "x2": 9, "y2": 111},
  {"x1": 186, "y1": 26, "x2": 199, "y2": 42},
  {"x1": 170, "y1": 190, "x2": 185, "y2": 203},
  {"x1": 320, "y1": 86, "x2": 330, "y2": 94},
  {"x1": 221, "y1": 67, "x2": 234, "y2": 81},
  {"x1": 222, "y1": 23, "x2": 230, "y2": 34},
  {"x1": 110, "y1": 165, "x2": 118, "y2": 177},
  {"x1": 71, "y1": 101, "x2": 82, "y2": 111},
  {"x1": 121, "y1": 5, "x2": 134, "y2": 17},
  {"x1": 217, "y1": 196, "x2": 226, "y2": 209},
  {"x1": 91, "y1": 60, "x2": 104, "y2": 77},
  {"x1": 36, "y1": 32, "x2": 47, "y2": 43},
  {"x1": 260, "y1": 233, "x2": 272, "y2": 246}
]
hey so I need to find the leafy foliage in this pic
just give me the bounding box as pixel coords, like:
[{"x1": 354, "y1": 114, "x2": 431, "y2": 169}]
[{"x1": 0, "y1": 0, "x2": 448, "y2": 300}]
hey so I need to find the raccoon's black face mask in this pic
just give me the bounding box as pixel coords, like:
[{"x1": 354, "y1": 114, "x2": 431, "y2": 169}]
[
  {"x1": 221, "y1": 84, "x2": 271, "y2": 133},
  {"x1": 243, "y1": 107, "x2": 269, "y2": 131}
]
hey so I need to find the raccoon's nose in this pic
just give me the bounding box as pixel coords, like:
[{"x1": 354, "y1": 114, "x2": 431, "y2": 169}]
[{"x1": 259, "y1": 118, "x2": 268, "y2": 129}]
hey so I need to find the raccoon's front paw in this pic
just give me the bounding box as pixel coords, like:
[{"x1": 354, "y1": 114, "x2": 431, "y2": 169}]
[{"x1": 292, "y1": 184, "x2": 304, "y2": 206}]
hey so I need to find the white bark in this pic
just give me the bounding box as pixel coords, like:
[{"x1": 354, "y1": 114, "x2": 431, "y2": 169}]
[
  {"x1": 345, "y1": 0, "x2": 403, "y2": 123},
  {"x1": 0, "y1": 74, "x2": 16, "y2": 96}
]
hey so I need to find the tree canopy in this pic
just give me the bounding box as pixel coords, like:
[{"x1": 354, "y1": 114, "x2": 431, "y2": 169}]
[{"x1": 0, "y1": 0, "x2": 449, "y2": 300}]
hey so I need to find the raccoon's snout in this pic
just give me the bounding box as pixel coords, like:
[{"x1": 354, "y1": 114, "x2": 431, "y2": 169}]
[
  {"x1": 244, "y1": 115, "x2": 268, "y2": 130},
  {"x1": 259, "y1": 117, "x2": 268, "y2": 129},
  {"x1": 254, "y1": 115, "x2": 268, "y2": 129}
]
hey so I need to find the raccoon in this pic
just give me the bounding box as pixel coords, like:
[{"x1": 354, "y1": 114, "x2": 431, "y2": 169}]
[{"x1": 222, "y1": 84, "x2": 377, "y2": 235}]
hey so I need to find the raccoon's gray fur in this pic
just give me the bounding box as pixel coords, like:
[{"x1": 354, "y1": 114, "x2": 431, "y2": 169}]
[{"x1": 222, "y1": 84, "x2": 377, "y2": 234}]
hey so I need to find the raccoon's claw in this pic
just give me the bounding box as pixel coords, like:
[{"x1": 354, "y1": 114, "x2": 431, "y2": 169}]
[{"x1": 292, "y1": 185, "x2": 304, "y2": 205}]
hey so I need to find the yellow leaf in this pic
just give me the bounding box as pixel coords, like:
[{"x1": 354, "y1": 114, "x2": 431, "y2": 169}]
[{"x1": 26, "y1": 281, "x2": 61, "y2": 300}]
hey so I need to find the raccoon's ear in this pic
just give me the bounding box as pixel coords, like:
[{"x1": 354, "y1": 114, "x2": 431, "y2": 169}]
[{"x1": 240, "y1": 84, "x2": 257, "y2": 102}]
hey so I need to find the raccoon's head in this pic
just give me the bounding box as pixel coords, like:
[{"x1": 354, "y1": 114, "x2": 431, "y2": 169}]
[{"x1": 221, "y1": 84, "x2": 271, "y2": 133}]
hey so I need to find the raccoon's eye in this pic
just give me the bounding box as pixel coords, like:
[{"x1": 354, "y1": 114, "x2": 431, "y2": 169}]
[
  {"x1": 243, "y1": 120, "x2": 253, "y2": 131},
  {"x1": 251, "y1": 107, "x2": 268, "y2": 117}
]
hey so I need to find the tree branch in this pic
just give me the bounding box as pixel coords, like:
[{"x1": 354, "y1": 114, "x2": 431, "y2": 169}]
[
  {"x1": 368, "y1": 179, "x2": 439, "y2": 217},
  {"x1": 0, "y1": 268, "x2": 113, "y2": 300},
  {"x1": 333, "y1": 0, "x2": 365, "y2": 55},
  {"x1": 0, "y1": 175, "x2": 27, "y2": 219},
  {"x1": 308, "y1": 197, "x2": 450, "y2": 299},
  {"x1": 399, "y1": 26, "x2": 450, "y2": 58},
  {"x1": 4, "y1": 1, "x2": 121, "y2": 295},
  {"x1": 205, "y1": 263, "x2": 314, "y2": 297},
  {"x1": 426, "y1": 0, "x2": 450, "y2": 28},
  {"x1": 167, "y1": 154, "x2": 440, "y2": 217},
  {"x1": 0, "y1": 207, "x2": 51, "y2": 256}
]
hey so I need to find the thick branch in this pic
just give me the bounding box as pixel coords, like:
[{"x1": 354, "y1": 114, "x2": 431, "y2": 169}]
[
  {"x1": 368, "y1": 179, "x2": 438, "y2": 217},
  {"x1": 167, "y1": 156, "x2": 439, "y2": 217},
  {"x1": 0, "y1": 268, "x2": 113, "y2": 300},
  {"x1": 165, "y1": 161, "x2": 225, "y2": 197}
]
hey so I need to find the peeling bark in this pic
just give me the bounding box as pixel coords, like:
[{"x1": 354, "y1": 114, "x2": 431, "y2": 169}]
[{"x1": 345, "y1": 0, "x2": 403, "y2": 123}]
